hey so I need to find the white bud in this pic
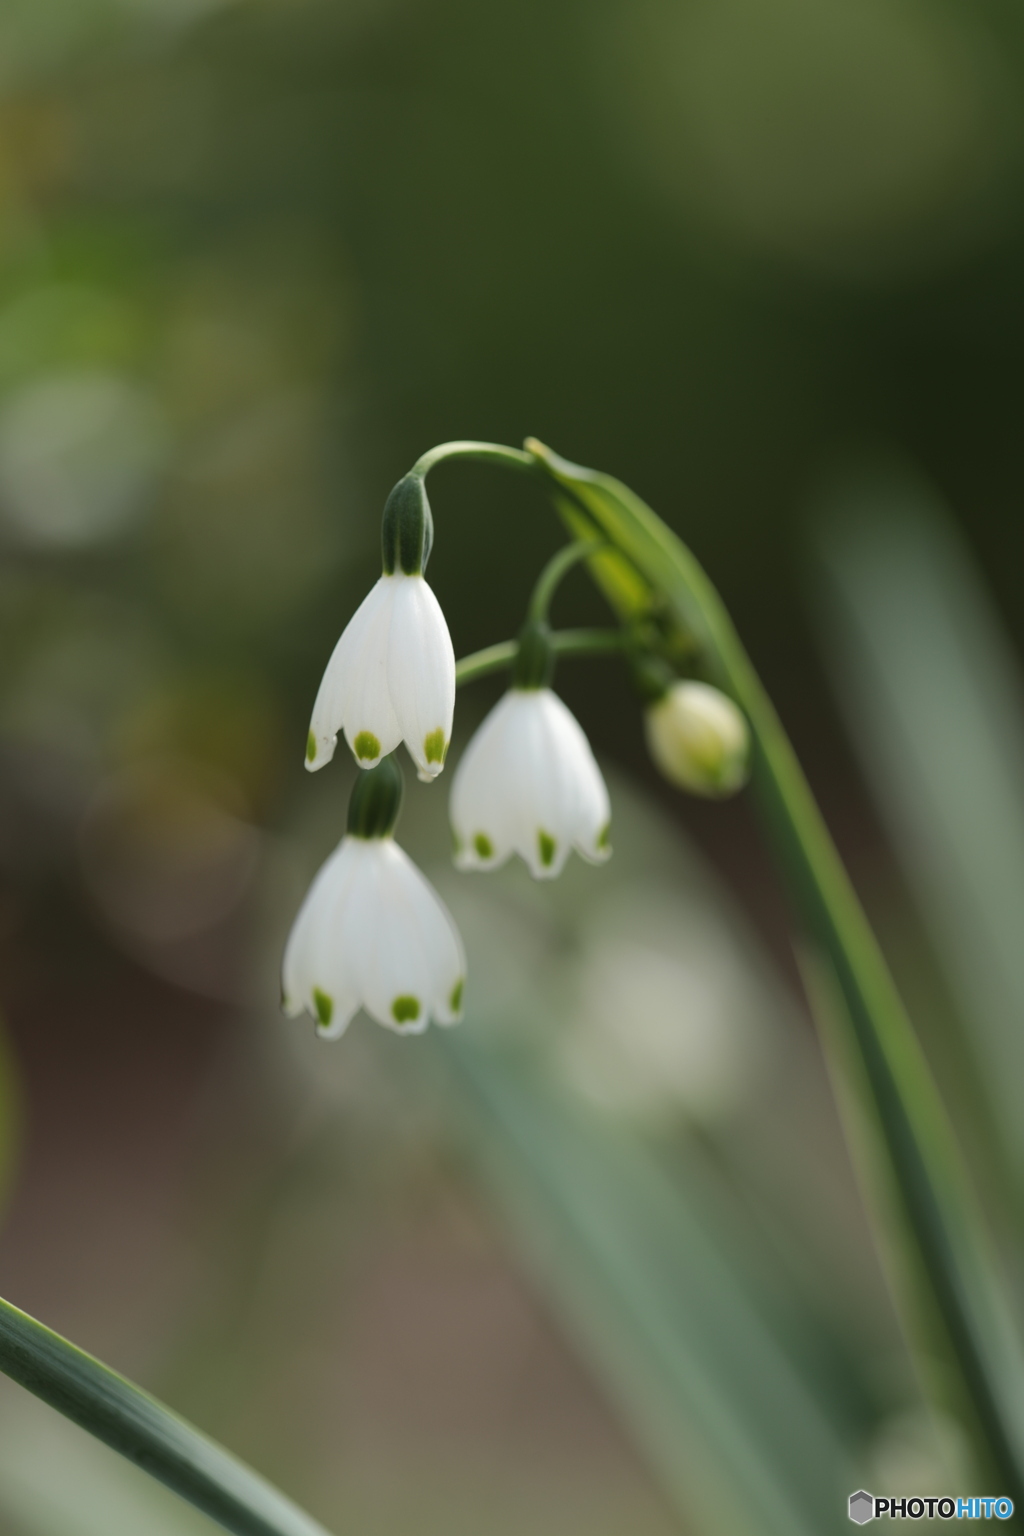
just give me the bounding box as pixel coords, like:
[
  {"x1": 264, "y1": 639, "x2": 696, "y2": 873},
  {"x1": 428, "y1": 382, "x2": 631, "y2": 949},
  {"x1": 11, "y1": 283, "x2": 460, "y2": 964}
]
[{"x1": 644, "y1": 681, "x2": 749, "y2": 797}]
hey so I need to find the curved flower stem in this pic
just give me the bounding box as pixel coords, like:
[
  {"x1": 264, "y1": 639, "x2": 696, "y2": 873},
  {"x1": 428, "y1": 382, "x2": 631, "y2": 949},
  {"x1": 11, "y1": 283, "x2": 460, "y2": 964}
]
[
  {"x1": 0, "y1": 1295, "x2": 334, "y2": 1536},
  {"x1": 412, "y1": 440, "x2": 541, "y2": 479},
  {"x1": 519, "y1": 437, "x2": 1024, "y2": 1503},
  {"x1": 455, "y1": 627, "x2": 626, "y2": 688},
  {"x1": 528, "y1": 540, "x2": 607, "y2": 623}
]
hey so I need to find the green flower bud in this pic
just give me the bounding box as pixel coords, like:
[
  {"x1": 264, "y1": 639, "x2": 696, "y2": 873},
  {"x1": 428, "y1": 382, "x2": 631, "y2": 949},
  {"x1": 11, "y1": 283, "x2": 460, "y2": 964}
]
[
  {"x1": 347, "y1": 753, "x2": 404, "y2": 838},
  {"x1": 644, "y1": 681, "x2": 750, "y2": 798},
  {"x1": 381, "y1": 473, "x2": 433, "y2": 575}
]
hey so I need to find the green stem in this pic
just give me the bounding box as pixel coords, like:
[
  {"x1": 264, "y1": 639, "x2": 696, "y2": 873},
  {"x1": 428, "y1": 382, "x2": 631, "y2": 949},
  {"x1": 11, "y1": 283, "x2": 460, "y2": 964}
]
[
  {"x1": 0, "y1": 1295, "x2": 334, "y2": 1536},
  {"x1": 412, "y1": 440, "x2": 540, "y2": 478},
  {"x1": 528, "y1": 540, "x2": 606, "y2": 623},
  {"x1": 522, "y1": 437, "x2": 1024, "y2": 1505},
  {"x1": 455, "y1": 627, "x2": 626, "y2": 688}
]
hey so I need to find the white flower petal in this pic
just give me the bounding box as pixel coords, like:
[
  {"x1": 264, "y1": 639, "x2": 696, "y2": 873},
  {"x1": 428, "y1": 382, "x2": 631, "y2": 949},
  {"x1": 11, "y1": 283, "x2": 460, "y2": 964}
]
[
  {"x1": 339, "y1": 578, "x2": 404, "y2": 769},
  {"x1": 281, "y1": 843, "x2": 342, "y2": 1012},
  {"x1": 450, "y1": 691, "x2": 521, "y2": 869},
  {"x1": 399, "y1": 856, "x2": 466, "y2": 1025},
  {"x1": 359, "y1": 841, "x2": 465, "y2": 1032},
  {"x1": 501, "y1": 692, "x2": 574, "y2": 877},
  {"x1": 385, "y1": 575, "x2": 455, "y2": 781},
  {"x1": 281, "y1": 839, "x2": 363, "y2": 1035},
  {"x1": 307, "y1": 581, "x2": 376, "y2": 769},
  {"x1": 543, "y1": 692, "x2": 611, "y2": 864},
  {"x1": 349, "y1": 842, "x2": 429, "y2": 1034}
]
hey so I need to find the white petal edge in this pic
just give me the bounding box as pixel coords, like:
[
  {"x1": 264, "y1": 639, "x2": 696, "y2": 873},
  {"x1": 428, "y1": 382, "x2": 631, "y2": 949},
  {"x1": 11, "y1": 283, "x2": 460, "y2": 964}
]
[
  {"x1": 543, "y1": 691, "x2": 612, "y2": 864},
  {"x1": 339, "y1": 577, "x2": 404, "y2": 769},
  {"x1": 281, "y1": 839, "x2": 363, "y2": 1036},
  {"x1": 450, "y1": 691, "x2": 524, "y2": 869},
  {"x1": 308, "y1": 580, "x2": 383, "y2": 770}
]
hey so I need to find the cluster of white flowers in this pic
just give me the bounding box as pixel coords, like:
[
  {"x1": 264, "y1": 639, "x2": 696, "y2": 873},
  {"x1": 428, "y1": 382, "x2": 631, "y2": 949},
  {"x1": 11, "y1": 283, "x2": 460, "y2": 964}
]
[{"x1": 283, "y1": 467, "x2": 749, "y2": 1043}]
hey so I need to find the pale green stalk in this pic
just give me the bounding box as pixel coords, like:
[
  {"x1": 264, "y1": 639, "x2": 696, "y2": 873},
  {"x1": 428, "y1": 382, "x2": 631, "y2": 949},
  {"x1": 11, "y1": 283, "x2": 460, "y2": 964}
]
[
  {"x1": 455, "y1": 626, "x2": 625, "y2": 687},
  {"x1": 527, "y1": 539, "x2": 606, "y2": 622}
]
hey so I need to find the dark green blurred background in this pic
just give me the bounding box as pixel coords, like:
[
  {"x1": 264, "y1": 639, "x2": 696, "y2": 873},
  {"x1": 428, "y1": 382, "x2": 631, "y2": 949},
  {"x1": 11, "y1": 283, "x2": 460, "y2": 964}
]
[{"x1": 1, "y1": 0, "x2": 1024, "y2": 1532}]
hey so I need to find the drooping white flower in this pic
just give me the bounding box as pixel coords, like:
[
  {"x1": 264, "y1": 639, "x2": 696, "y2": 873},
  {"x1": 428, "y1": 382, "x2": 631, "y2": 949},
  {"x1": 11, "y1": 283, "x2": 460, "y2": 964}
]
[
  {"x1": 283, "y1": 756, "x2": 465, "y2": 1038},
  {"x1": 450, "y1": 687, "x2": 611, "y2": 879},
  {"x1": 306, "y1": 573, "x2": 455, "y2": 782},
  {"x1": 644, "y1": 680, "x2": 749, "y2": 797},
  {"x1": 282, "y1": 837, "x2": 466, "y2": 1037},
  {"x1": 305, "y1": 472, "x2": 455, "y2": 782}
]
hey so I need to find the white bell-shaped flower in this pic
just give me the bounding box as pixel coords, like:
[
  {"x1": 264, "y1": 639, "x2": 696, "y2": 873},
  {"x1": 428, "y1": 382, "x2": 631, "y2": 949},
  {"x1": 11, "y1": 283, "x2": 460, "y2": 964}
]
[
  {"x1": 283, "y1": 757, "x2": 465, "y2": 1039},
  {"x1": 645, "y1": 680, "x2": 750, "y2": 797},
  {"x1": 307, "y1": 573, "x2": 455, "y2": 782},
  {"x1": 451, "y1": 685, "x2": 611, "y2": 880},
  {"x1": 305, "y1": 473, "x2": 455, "y2": 783}
]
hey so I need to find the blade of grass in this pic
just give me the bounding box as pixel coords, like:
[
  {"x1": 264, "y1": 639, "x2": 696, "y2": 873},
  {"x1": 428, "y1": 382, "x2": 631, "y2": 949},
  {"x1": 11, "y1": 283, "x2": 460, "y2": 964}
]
[
  {"x1": 525, "y1": 438, "x2": 1024, "y2": 1502},
  {"x1": 0, "y1": 1296, "x2": 335, "y2": 1536}
]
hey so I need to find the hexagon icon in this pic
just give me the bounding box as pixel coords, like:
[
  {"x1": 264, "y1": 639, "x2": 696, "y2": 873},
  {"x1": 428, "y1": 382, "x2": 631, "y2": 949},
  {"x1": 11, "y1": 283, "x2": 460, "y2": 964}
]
[{"x1": 849, "y1": 1490, "x2": 875, "y2": 1524}]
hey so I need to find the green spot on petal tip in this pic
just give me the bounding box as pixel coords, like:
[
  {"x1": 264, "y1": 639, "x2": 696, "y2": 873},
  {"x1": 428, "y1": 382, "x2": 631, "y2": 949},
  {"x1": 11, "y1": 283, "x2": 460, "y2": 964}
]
[
  {"x1": 392, "y1": 995, "x2": 420, "y2": 1024},
  {"x1": 473, "y1": 832, "x2": 494, "y2": 859},
  {"x1": 306, "y1": 730, "x2": 316, "y2": 763},
  {"x1": 353, "y1": 730, "x2": 381, "y2": 761},
  {"x1": 313, "y1": 988, "x2": 333, "y2": 1026},
  {"x1": 538, "y1": 830, "x2": 556, "y2": 867},
  {"x1": 597, "y1": 822, "x2": 611, "y2": 850},
  {"x1": 449, "y1": 978, "x2": 464, "y2": 1014},
  {"x1": 424, "y1": 728, "x2": 447, "y2": 765}
]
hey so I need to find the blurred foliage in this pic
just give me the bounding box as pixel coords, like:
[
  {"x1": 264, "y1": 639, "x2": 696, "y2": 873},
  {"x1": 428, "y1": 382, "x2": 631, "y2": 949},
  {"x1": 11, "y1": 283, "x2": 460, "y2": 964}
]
[
  {"x1": 815, "y1": 471, "x2": 1024, "y2": 1211},
  {"x1": 0, "y1": 1013, "x2": 21, "y2": 1218}
]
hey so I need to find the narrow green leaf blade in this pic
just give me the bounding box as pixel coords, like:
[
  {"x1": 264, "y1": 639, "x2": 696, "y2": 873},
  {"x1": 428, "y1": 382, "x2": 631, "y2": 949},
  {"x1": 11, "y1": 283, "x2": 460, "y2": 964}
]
[{"x1": 0, "y1": 1297, "x2": 335, "y2": 1536}]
